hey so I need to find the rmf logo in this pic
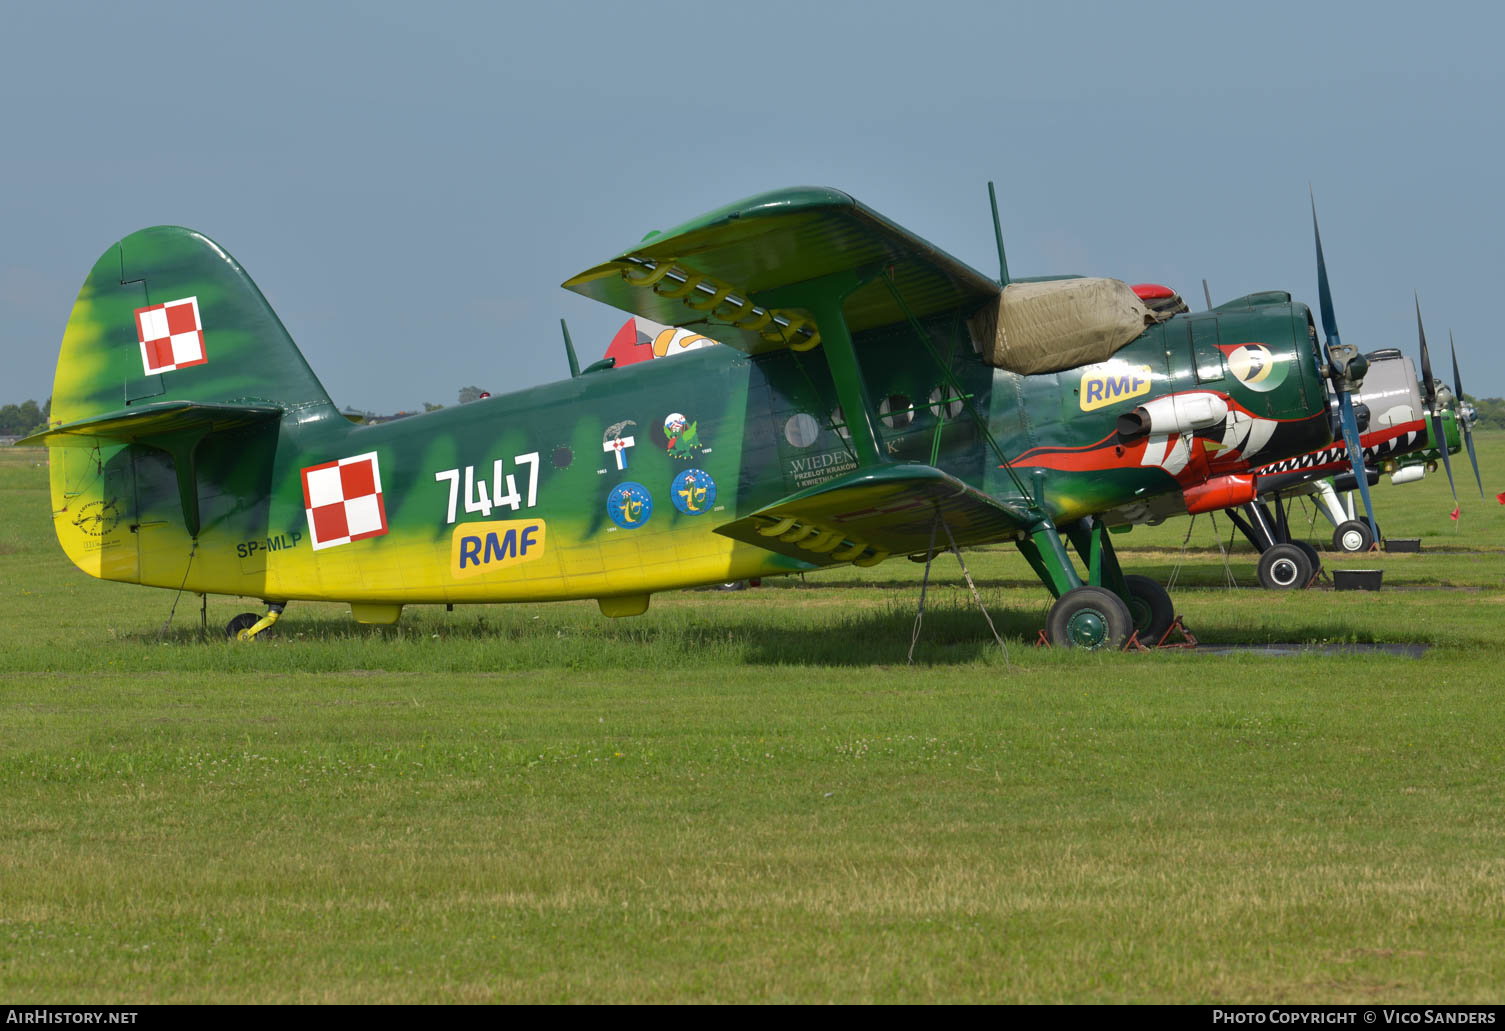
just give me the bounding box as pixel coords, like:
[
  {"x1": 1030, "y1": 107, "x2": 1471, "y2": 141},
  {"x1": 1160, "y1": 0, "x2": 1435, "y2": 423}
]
[
  {"x1": 1079, "y1": 362, "x2": 1154, "y2": 412},
  {"x1": 451, "y1": 519, "x2": 546, "y2": 578}
]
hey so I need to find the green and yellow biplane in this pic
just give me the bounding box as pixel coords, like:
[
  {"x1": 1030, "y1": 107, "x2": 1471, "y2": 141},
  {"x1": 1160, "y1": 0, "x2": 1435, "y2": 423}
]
[{"x1": 27, "y1": 186, "x2": 1369, "y2": 648}]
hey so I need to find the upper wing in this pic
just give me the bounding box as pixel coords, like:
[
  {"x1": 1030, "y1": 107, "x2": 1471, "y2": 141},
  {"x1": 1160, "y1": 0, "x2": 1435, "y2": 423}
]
[
  {"x1": 714, "y1": 464, "x2": 1031, "y2": 567},
  {"x1": 562, "y1": 187, "x2": 1001, "y2": 356}
]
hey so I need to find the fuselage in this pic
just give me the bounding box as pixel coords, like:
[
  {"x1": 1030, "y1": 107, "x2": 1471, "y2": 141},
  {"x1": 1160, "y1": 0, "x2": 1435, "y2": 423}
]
[{"x1": 59, "y1": 293, "x2": 1331, "y2": 610}]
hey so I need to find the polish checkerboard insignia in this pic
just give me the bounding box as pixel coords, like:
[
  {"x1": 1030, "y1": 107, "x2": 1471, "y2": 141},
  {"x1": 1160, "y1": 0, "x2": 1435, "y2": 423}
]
[
  {"x1": 135, "y1": 297, "x2": 207, "y2": 375},
  {"x1": 301, "y1": 452, "x2": 389, "y2": 550}
]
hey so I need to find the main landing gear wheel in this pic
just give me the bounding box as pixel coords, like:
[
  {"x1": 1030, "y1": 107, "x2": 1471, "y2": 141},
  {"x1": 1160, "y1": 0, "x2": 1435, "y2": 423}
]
[
  {"x1": 226, "y1": 612, "x2": 261, "y2": 639},
  {"x1": 1123, "y1": 574, "x2": 1174, "y2": 644},
  {"x1": 1293, "y1": 541, "x2": 1323, "y2": 580},
  {"x1": 1332, "y1": 519, "x2": 1376, "y2": 553},
  {"x1": 1257, "y1": 543, "x2": 1314, "y2": 590},
  {"x1": 1046, "y1": 586, "x2": 1133, "y2": 651}
]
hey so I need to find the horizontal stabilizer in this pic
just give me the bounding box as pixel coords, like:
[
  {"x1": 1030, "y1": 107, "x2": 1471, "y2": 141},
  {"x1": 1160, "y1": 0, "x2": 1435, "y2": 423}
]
[
  {"x1": 563, "y1": 187, "x2": 1000, "y2": 356},
  {"x1": 715, "y1": 465, "x2": 1030, "y2": 567},
  {"x1": 21, "y1": 401, "x2": 282, "y2": 537},
  {"x1": 19, "y1": 400, "x2": 281, "y2": 448}
]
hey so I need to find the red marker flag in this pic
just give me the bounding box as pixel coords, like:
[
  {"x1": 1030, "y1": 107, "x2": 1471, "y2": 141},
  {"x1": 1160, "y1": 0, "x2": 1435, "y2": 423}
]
[
  {"x1": 1450, "y1": 506, "x2": 1460, "y2": 521},
  {"x1": 1497, "y1": 491, "x2": 1505, "y2": 505}
]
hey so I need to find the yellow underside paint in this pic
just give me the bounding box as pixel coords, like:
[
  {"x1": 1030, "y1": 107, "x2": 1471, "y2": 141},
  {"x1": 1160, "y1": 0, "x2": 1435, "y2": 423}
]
[
  {"x1": 596, "y1": 594, "x2": 650, "y2": 618},
  {"x1": 350, "y1": 603, "x2": 403, "y2": 625},
  {"x1": 53, "y1": 449, "x2": 799, "y2": 610}
]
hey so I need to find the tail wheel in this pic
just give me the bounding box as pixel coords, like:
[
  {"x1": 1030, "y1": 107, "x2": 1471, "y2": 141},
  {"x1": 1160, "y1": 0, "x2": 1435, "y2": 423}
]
[
  {"x1": 1123, "y1": 574, "x2": 1174, "y2": 644},
  {"x1": 1257, "y1": 543, "x2": 1314, "y2": 590},
  {"x1": 1332, "y1": 519, "x2": 1375, "y2": 553},
  {"x1": 1046, "y1": 586, "x2": 1133, "y2": 651},
  {"x1": 225, "y1": 612, "x2": 261, "y2": 639}
]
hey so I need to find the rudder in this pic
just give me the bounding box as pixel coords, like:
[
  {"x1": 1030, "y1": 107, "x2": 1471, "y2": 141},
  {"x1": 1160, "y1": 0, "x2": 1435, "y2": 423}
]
[{"x1": 48, "y1": 226, "x2": 338, "y2": 428}]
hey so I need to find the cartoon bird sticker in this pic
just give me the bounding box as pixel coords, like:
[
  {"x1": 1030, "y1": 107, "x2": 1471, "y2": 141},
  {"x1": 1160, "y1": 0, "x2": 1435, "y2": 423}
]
[{"x1": 663, "y1": 412, "x2": 704, "y2": 459}]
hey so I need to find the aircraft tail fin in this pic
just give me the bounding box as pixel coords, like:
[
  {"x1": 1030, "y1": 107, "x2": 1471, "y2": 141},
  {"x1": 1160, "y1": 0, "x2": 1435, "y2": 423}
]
[
  {"x1": 46, "y1": 226, "x2": 339, "y2": 431},
  {"x1": 33, "y1": 228, "x2": 341, "y2": 577}
]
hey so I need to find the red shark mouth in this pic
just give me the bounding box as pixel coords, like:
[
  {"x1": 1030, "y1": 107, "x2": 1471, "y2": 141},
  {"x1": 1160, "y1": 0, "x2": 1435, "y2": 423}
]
[
  {"x1": 1003, "y1": 392, "x2": 1315, "y2": 488},
  {"x1": 1253, "y1": 419, "x2": 1428, "y2": 477}
]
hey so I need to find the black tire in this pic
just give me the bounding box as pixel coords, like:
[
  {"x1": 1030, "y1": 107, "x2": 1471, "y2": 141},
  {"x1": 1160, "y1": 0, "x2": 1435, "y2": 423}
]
[
  {"x1": 1332, "y1": 519, "x2": 1375, "y2": 554},
  {"x1": 1257, "y1": 543, "x2": 1314, "y2": 590},
  {"x1": 1293, "y1": 541, "x2": 1323, "y2": 584},
  {"x1": 1046, "y1": 585, "x2": 1133, "y2": 651},
  {"x1": 226, "y1": 612, "x2": 261, "y2": 639},
  {"x1": 717, "y1": 581, "x2": 748, "y2": 592},
  {"x1": 1123, "y1": 574, "x2": 1175, "y2": 645}
]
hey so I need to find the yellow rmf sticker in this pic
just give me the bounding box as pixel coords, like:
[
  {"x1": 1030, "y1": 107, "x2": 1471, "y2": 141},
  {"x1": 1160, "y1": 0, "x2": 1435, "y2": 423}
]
[
  {"x1": 1079, "y1": 362, "x2": 1154, "y2": 412},
  {"x1": 451, "y1": 519, "x2": 547, "y2": 578}
]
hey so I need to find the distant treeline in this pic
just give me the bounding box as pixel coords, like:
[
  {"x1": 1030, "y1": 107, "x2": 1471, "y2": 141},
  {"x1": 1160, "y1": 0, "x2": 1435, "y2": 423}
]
[
  {"x1": 0, "y1": 399, "x2": 49, "y2": 438},
  {"x1": 1469, "y1": 396, "x2": 1505, "y2": 431}
]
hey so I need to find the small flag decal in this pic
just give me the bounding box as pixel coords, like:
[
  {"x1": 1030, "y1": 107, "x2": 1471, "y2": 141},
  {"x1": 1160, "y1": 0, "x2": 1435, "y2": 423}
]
[
  {"x1": 135, "y1": 297, "x2": 206, "y2": 374},
  {"x1": 301, "y1": 453, "x2": 389, "y2": 550}
]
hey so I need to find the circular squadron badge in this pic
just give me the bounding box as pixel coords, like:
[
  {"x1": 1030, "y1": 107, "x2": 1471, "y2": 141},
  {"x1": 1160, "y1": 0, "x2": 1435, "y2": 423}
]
[
  {"x1": 607, "y1": 482, "x2": 654, "y2": 529},
  {"x1": 671, "y1": 469, "x2": 717, "y2": 515}
]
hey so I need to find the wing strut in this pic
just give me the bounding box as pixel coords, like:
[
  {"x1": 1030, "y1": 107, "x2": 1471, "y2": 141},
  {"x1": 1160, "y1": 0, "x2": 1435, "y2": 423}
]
[
  {"x1": 878, "y1": 269, "x2": 1040, "y2": 510},
  {"x1": 754, "y1": 266, "x2": 886, "y2": 468},
  {"x1": 909, "y1": 511, "x2": 1010, "y2": 666}
]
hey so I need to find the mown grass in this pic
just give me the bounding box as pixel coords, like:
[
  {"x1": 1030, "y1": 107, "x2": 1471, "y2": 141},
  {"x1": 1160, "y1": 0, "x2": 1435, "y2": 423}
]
[{"x1": 1, "y1": 440, "x2": 1503, "y2": 1003}]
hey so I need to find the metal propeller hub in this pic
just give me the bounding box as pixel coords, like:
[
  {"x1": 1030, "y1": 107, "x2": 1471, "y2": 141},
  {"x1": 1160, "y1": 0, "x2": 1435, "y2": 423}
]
[{"x1": 1326, "y1": 343, "x2": 1367, "y2": 392}]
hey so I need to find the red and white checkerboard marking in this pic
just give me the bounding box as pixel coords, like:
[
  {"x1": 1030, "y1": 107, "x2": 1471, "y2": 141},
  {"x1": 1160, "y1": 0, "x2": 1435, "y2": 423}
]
[
  {"x1": 135, "y1": 297, "x2": 207, "y2": 375},
  {"x1": 301, "y1": 452, "x2": 389, "y2": 551}
]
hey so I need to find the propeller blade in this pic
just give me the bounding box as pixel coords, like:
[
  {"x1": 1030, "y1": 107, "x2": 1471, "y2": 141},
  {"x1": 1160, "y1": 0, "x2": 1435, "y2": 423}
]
[
  {"x1": 1415, "y1": 293, "x2": 1438, "y2": 409},
  {"x1": 1463, "y1": 426, "x2": 1483, "y2": 499},
  {"x1": 1336, "y1": 393, "x2": 1380, "y2": 543},
  {"x1": 1417, "y1": 299, "x2": 1456, "y2": 502},
  {"x1": 1311, "y1": 191, "x2": 1341, "y2": 348},
  {"x1": 1452, "y1": 331, "x2": 1485, "y2": 497},
  {"x1": 1311, "y1": 191, "x2": 1377, "y2": 541},
  {"x1": 1451, "y1": 331, "x2": 1464, "y2": 398}
]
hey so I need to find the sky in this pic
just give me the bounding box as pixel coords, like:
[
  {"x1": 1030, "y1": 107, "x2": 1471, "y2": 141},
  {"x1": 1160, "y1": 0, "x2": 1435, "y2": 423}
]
[{"x1": 3, "y1": 0, "x2": 1502, "y2": 411}]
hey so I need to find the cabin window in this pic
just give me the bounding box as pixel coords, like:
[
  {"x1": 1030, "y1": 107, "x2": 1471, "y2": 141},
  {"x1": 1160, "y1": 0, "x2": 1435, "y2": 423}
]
[
  {"x1": 879, "y1": 394, "x2": 916, "y2": 430},
  {"x1": 928, "y1": 387, "x2": 964, "y2": 420},
  {"x1": 784, "y1": 413, "x2": 819, "y2": 448},
  {"x1": 829, "y1": 407, "x2": 851, "y2": 440}
]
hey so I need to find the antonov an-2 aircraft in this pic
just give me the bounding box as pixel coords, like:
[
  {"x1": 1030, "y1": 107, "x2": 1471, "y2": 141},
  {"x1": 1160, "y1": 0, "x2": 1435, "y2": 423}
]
[{"x1": 26, "y1": 186, "x2": 1371, "y2": 649}]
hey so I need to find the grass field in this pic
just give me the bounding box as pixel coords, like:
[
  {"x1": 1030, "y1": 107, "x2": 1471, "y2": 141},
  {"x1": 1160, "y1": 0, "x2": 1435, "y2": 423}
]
[{"x1": 1, "y1": 440, "x2": 1503, "y2": 1003}]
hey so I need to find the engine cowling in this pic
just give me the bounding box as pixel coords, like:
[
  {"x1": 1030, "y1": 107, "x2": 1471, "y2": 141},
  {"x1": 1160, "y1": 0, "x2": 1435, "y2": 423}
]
[{"x1": 1118, "y1": 393, "x2": 1229, "y2": 441}]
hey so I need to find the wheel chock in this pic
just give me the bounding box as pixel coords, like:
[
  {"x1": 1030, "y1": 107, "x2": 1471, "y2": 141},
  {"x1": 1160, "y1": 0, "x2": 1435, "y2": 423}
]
[{"x1": 1153, "y1": 616, "x2": 1198, "y2": 649}]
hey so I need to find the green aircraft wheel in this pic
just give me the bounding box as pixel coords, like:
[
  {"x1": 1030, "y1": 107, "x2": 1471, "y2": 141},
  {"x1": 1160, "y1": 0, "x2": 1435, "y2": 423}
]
[
  {"x1": 1332, "y1": 519, "x2": 1375, "y2": 553},
  {"x1": 1257, "y1": 543, "x2": 1314, "y2": 590},
  {"x1": 226, "y1": 612, "x2": 261, "y2": 640},
  {"x1": 1123, "y1": 574, "x2": 1174, "y2": 644},
  {"x1": 1046, "y1": 586, "x2": 1133, "y2": 651}
]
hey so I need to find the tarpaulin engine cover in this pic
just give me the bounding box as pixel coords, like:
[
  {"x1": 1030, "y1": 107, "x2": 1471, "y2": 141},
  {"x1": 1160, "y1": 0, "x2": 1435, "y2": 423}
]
[{"x1": 969, "y1": 277, "x2": 1160, "y2": 375}]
